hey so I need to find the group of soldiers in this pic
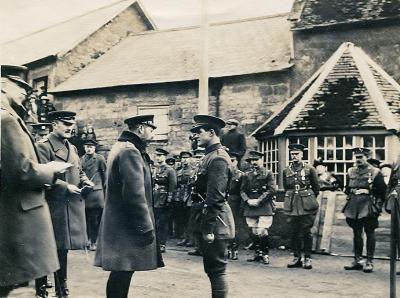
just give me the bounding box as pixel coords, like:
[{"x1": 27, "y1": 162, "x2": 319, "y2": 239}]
[{"x1": 1, "y1": 63, "x2": 400, "y2": 298}]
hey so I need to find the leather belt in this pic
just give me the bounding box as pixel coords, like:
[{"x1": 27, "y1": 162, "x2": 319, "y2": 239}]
[{"x1": 350, "y1": 188, "x2": 370, "y2": 195}]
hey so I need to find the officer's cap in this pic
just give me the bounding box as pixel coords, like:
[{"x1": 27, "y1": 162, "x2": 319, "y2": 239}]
[
  {"x1": 155, "y1": 148, "x2": 169, "y2": 156},
  {"x1": 48, "y1": 110, "x2": 76, "y2": 125},
  {"x1": 1, "y1": 64, "x2": 32, "y2": 91},
  {"x1": 352, "y1": 147, "x2": 370, "y2": 156},
  {"x1": 229, "y1": 151, "x2": 240, "y2": 159},
  {"x1": 246, "y1": 150, "x2": 263, "y2": 161},
  {"x1": 226, "y1": 119, "x2": 239, "y2": 126},
  {"x1": 124, "y1": 114, "x2": 157, "y2": 129},
  {"x1": 190, "y1": 115, "x2": 226, "y2": 133},
  {"x1": 30, "y1": 123, "x2": 52, "y2": 135},
  {"x1": 83, "y1": 138, "x2": 98, "y2": 146},
  {"x1": 166, "y1": 157, "x2": 176, "y2": 165},
  {"x1": 180, "y1": 151, "x2": 193, "y2": 158},
  {"x1": 288, "y1": 143, "x2": 305, "y2": 152}
]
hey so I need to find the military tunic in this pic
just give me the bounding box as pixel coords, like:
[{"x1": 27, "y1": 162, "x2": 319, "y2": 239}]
[{"x1": 241, "y1": 166, "x2": 276, "y2": 217}]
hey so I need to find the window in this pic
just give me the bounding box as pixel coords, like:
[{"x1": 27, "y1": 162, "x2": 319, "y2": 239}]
[
  {"x1": 260, "y1": 139, "x2": 279, "y2": 182},
  {"x1": 138, "y1": 106, "x2": 169, "y2": 141},
  {"x1": 361, "y1": 135, "x2": 386, "y2": 161},
  {"x1": 32, "y1": 76, "x2": 48, "y2": 94}
]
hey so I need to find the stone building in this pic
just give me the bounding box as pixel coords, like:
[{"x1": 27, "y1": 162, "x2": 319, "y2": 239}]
[
  {"x1": 50, "y1": 13, "x2": 293, "y2": 152},
  {"x1": 2, "y1": 0, "x2": 155, "y2": 91}
]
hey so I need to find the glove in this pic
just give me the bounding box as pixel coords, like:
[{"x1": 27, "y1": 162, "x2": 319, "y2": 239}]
[{"x1": 135, "y1": 230, "x2": 154, "y2": 246}]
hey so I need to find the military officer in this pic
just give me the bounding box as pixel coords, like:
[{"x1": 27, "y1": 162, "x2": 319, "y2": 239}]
[
  {"x1": 283, "y1": 143, "x2": 320, "y2": 270},
  {"x1": 227, "y1": 152, "x2": 244, "y2": 260},
  {"x1": 95, "y1": 115, "x2": 164, "y2": 298},
  {"x1": 153, "y1": 148, "x2": 177, "y2": 253},
  {"x1": 343, "y1": 148, "x2": 386, "y2": 273},
  {"x1": 81, "y1": 139, "x2": 107, "y2": 251},
  {"x1": 0, "y1": 65, "x2": 71, "y2": 298},
  {"x1": 190, "y1": 115, "x2": 235, "y2": 298},
  {"x1": 37, "y1": 111, "x2": 94, "y2": 297},
  {"x1": 37, "y1": 95, "x2": 56, "y2": 123},
  {"x1": 175, "y1": 151, "x2": 196, "y2": 246},
  {"x1": 30, "y1": 122, "x2": 52, "y2": 142}
]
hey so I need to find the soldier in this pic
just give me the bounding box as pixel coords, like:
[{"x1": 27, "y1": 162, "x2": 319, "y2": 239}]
[
  {"x1": 153, "y1": 148, "x2": 177, "y2": 253},
  {"x1": 94, "y1": 115, "x2": 164, "y2": 298},
  {"x1": 221, "y1": 119, "x2": 247, "y2": 167},
  {"x1": 176, "y1": 151, "x2": 196, "y2": 246},
  {"x1": 240, "y1": 150, "x2": 276, "y2": 264},
  {"x1": 0, "y1": 65, "x2": 71, "y2": 298},
  {"x1": 283, "y1": 143, "x2": 320, "y2": 270},
  {"x1": 37, "y1": 111, "x2": 94, "y2": 297},
  {"x1": 30, "y1": 122, "x2": 52, "y2": 142},
  {"x1": 343, "y1": 148, "x2": 386, "y2": 273},
  {"x1": 227, "y1": 152, "x2": 244, "y2": 260},
  {"x1": 190, "y1": 115, "x2": 235, "y2": 298},
  {"x1": 36, "y1": 95, "x2": 56, "y2": 123},
  {"x1": 81, "y1": 139, "x2": 107, "y2": 251}
]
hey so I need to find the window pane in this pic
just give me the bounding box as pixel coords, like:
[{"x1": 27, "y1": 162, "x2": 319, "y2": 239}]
[
  {"x1": 299, "y1": 137, "x2": 308, "y2": 146},
  {"x1": 337, "y1": 163, "x2": 344, "y2": 173},
  {"x1": 327, "y1": 149, "x2": 334, "y2": 160},
  {"x1": 289, "y1": 137, "x2": 297, "y2": 144},
  {"x1": 327, "y1": 163, "x2": 335, "y2": 172},
  {"x1": 345, "y1": 149, "x2": 353, "y2": 160},
  {"x1": 303, "y1": 150, "x2": 309, "y2": 161},
  {"x1": 375, "y1": 149, "x2": 385, "y2": 161},
  {"x1": 336, "y1": 149, "x2": 343, "y2": 160},
  {"x1": 375, "y1": 136, "x2": 385, "y2": 147},
  {"x1": 363, "y1": 136, "x2": 373, "y2": 148},
  {"x1": 336, "y1": 136, "x2": 343, "y2": 148},
  {"x1": 317, "y1": 136, "x2": 324, "y2": 147},
  {"x1": 345, "y1": 136, "x2": 353, "y2": 148},
  {"x1": 327, "y1": 137, "x2": 335, "y2": 148},
  {"x1": 317, "y1": 149, "x2": 324, "y2": 159}
]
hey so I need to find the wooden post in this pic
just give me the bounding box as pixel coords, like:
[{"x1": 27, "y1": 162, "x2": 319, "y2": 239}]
[
  {"x1": 390, "y1": 196, "x2": 398, "y2": 298},
  {"x1": 198, "y1": 0, "x2": 209, "y2": 114}
]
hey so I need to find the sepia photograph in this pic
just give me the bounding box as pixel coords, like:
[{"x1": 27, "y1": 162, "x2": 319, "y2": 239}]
[{"x1": 1, "y1": 0, "x2": 400, "y2": 297}]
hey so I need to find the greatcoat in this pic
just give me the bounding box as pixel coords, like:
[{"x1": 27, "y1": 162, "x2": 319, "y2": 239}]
[
  {"x1": 94, "y1": 131, "x2": 164, "y2": 271},
  {"x1": 0, "y1": 99, "x2": 59, "y2": 286}
]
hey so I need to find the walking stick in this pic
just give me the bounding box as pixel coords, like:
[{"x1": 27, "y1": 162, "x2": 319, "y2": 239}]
[{"x1": 390, "y1": 196, "x2": 399, "y2": 298}]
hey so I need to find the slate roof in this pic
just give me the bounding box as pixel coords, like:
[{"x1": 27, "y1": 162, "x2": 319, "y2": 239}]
[
  {"x1": 51, "y1": 13, "x2": 293, "y2": 92},
  {"x1": 290, "y1": 0, "x2": 400, "y2": 30},
  {"x1": 252, "y1": 42, "x2": 400, "y2": 138},
  {"x1": 1, "y1": 0, "x2": 155, "y2": 65}
]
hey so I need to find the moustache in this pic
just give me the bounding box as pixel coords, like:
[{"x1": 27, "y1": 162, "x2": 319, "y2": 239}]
[{"x1": 64, "y1": 130, "x2": 72, "y2": 134}]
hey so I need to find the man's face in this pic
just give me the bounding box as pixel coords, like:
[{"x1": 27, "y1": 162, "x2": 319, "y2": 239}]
[
  {"x1": 4, "y1": 80, "x2": 28, "y2": 106},
  {"x1": 84, "y1": 144, "x2": 96, "y2": 155},
  {"x1": 355, "y1": 154, "x2": 368, "y2": 166},
  {"x1": 181, "y1": 156, "x2": 190, "y2": 166},
  {"x1": 53, "y1": 120, "x2": 75, "y2": 139},
  {"x1": 141, "y1": 124, "x2": 155, "y2": 142},
  {"x1": 195, "y1": 128, "x2": 212, "y2": 147},
  {"x1": 250, "y1": 158, "x2": 261, "y2": 167},
  {"x1": 290, "y1": 150, "x2": 303, "y2": 162},
  {"x1": 155, "y1": 154, "x2": 166, "y2": 164},
  {"x1": 227, "y1": 124, "x2": 237, "y2": 131}
]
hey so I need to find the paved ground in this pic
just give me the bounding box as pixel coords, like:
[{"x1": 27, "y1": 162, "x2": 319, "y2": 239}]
[{"x1": 9, "y1": 240, "x2": 397, "y2": 298}]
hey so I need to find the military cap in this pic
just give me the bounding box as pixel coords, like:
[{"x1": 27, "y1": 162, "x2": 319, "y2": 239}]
[
  {"x1": 246, "y1": 150, "x2": 264, "y2": 161},
  {"x1": 288, "y1": 143, "x2": 305, "y2": 151},
  {"x1": 367, "y1": 158, "x2": 380, "y2": 167},
  {"x1": 352, "y1": 147, "x2": 370, "y2": 156},
  {"x1": 166, "y1": 157, "x2": 176, "y2": 165},
  {"x1": 173, "y1": 154, "x2": 181, "y2": 161},
  {"x1": 180, "y1": 151, "x2": 193, "y2": 158},
  {"x1": 39, "y1": 95, "x2": 50, "y2": 101},
  {"x1": 48, "y1": 110, "x2": 76, "y2": 124},
  {"x1": 83, "y1": 139, "x2": 98, "y2": 146},
  {"x1": 226, "y1": 119, "x2": 239, "y2": 126},
  {"x1": 124, "y1": 114, "x2": 157, "y2": 129},
  {"x1": 30, "y1": 123, "x2": 52, "y2": 135},
  {"x1": 229, "y1": 151, "x2": 240, "y2": 159},
  {"x1": 155, "y1": 148, "x2": 169, "y2": 156},
  {"x1": 1, "y1": 64, "x2": 32, "y2": 91},
  {"x1": 190, "y1": 115, "x2": 226, "y2": 133}
]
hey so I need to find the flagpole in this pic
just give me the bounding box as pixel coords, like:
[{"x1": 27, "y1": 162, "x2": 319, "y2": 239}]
[{"x1": 198, "y1": 0, "x2": 209, "y2": 114}]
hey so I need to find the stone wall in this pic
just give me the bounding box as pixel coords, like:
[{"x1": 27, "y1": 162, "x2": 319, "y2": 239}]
[
  {"x1": 291, "y1": 23, "x2": 400, "y2": 94},
  {"x1": 55, "y1": 81, "x2": 202, "y2": 154},
  {"x1": 53, "y1": 5, "x2": 152, "y2": 87}
]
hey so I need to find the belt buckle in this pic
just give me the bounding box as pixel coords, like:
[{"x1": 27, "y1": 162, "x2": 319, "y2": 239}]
[{"x1": 295, "y1": 185, "x2": 300, "y2": 193}]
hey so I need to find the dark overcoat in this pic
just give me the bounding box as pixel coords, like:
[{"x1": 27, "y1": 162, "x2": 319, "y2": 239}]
[
  {"x1": 81, "y1": 153, "x2": 106, "y2": 209},
  {"x1": 37, "y1": 132, "x2": 89, "y2": 250},
  {"x1": 0, "y1": 100, "x2": 59, "y2": 286},
  {"x1": 94, "y1": 131, "x2": 164, "y2": 271}
]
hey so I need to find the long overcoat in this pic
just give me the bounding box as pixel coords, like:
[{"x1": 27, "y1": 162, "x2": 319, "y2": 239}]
[
  {"x1": 81, "y1": 153, "x2": 106, "y2": 209},
  {"x1": 0, "y1": 99, "x2": 59, "y2": 286},
  {"x1": 37, "y1": 132, "x2": 89, "y2": 250},
  {"x1": 94, "y1": 131, "x2": 164, "y2": 271}
]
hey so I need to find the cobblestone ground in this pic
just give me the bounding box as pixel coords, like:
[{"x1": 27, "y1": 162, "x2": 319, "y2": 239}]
[{"x1": 9, "y1": 240, "x2": 397, "y2": 298}]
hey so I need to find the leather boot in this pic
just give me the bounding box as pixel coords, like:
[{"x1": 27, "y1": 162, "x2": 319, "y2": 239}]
[
  {"x1": 287, "y1": 257, "x2": 303, "y2": 268},
  {"x1": 231, "y1": 250, "x2": 239, "y2": 260},
  {"x1": 344, "y1": 257, "x2": 363, "y2": 271},
  {"x1": 363, "y1": 259, "x2": 374, "y2": 273},
  {"x1": 303, "y1": 257, "x2": 312, "y2": 269}
]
